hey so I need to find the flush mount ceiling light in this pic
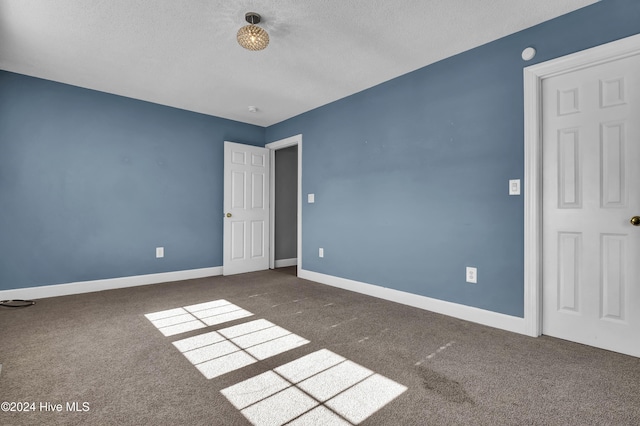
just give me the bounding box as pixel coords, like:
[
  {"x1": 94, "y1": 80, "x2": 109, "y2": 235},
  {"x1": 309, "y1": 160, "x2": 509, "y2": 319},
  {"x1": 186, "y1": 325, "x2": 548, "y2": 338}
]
[{"x1": 237, "y1": 12, "x2": 269, "y2": 51}]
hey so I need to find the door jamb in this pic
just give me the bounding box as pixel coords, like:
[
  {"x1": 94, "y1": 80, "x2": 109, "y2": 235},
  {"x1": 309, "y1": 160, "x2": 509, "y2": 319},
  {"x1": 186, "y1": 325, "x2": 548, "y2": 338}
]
[
  {"x1": 266, "y1": 134, "x2": 302, "y2": 276},
  {"x1": 523, "y1": 33, "x2": 640, "y2": 337}
]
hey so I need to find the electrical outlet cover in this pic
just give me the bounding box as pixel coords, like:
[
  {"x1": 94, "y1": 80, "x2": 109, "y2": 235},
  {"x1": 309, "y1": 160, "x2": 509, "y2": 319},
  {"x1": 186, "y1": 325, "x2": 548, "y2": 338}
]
[{"x1": 466, "y1": 267, "x2": 477, "y2": 284}]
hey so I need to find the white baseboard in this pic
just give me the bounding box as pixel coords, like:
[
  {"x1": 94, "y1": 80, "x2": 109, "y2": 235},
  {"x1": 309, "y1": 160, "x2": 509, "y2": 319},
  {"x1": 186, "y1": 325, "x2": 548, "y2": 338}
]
[
  {"x1": 298, "y1": 269, "x2": 527, "y2": 335},
  {"x1": 2, "y1": 266, "x2": 526, "y2": 336},
  {"x1": 0, "y1": 267, "x2": 223, "y2": 301},
  {"x1": 274, "y1": 258, "x2": 297, "y2": 268}
]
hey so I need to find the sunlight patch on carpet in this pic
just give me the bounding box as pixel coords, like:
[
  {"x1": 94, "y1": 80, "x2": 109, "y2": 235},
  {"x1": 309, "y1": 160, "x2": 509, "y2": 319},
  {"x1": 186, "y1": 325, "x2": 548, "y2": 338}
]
[
  {"x1": 144, "y1": 299, "x2": 253, "y2": 336},
  {"x1": 172, "y1": 319, "x2": 309, "y2": 379},
  {"x1": 221, "y1": 349, "x2": 407, "y2": 425}
]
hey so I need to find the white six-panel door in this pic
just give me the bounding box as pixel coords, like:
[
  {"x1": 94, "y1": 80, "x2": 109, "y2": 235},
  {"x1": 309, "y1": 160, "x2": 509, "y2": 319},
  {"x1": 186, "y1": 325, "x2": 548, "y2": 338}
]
[
  {"x1": 223, "y1": 141, "x2": 270, "y2": 275},
  {"x1": 542, "y1": 53, "x2": 640, "y2": 357}
]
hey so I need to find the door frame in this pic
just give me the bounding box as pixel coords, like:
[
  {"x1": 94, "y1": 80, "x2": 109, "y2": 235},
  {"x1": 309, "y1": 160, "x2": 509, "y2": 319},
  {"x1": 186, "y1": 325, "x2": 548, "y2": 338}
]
[
  {"x1": 266, "y1": 134, "x2": 302, "y2": 276},
  {"x1": 523, "y1": 33, "x2": 640, "y2": 337}
]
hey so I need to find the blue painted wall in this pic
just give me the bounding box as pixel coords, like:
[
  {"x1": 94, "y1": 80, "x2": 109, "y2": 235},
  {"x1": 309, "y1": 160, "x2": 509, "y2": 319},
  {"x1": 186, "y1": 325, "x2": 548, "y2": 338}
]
[
  {"x1": 266, "y1": 0, "x2": 640, "y2": 317},
  {"x1": 2, "y1": 0, "x2": 638, "y2": 318},
  {"x1": 0, "y1": 72, "x2": 264, "y2": 290}
]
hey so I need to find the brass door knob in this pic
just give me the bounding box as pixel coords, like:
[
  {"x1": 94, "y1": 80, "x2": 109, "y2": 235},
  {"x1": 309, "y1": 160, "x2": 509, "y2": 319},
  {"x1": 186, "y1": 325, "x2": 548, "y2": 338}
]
[
  {"x1": 631, "y1": 216, "x2": 640, "y2": 226},
  {"x1": 226, "y1": 213, "x2": 232, "y2": 218}
]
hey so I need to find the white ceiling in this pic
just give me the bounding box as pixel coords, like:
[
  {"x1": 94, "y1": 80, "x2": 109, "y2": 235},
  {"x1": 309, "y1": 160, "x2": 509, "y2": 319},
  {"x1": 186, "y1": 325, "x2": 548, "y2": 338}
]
[{"x1": 0, "y1": 0, "x2": 598, "y2": 127}]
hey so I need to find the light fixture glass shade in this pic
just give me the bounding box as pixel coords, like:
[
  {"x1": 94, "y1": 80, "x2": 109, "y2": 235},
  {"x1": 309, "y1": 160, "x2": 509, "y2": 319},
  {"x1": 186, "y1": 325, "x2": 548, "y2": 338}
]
[{"x1": 237, "y1": 24, "x2": 269, "y2": 51}]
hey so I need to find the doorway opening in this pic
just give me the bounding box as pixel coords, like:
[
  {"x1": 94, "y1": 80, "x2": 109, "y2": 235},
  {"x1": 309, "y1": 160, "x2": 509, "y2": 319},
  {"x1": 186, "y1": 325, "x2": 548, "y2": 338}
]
[{"x1": 267, "y1": 135, "x2": 302, "y2": 277}]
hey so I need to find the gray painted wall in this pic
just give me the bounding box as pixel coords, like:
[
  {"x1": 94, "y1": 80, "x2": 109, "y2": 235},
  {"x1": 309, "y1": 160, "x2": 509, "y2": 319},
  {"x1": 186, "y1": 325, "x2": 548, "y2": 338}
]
[{"x1": 274, "y1": 146, "x2": 298, "y2": 261}]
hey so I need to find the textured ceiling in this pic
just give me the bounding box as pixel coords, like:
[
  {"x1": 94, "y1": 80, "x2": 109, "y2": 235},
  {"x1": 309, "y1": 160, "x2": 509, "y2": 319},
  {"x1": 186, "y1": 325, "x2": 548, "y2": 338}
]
[{"x1": 0, "y1": 0, "x2": 598, "y2": 126}]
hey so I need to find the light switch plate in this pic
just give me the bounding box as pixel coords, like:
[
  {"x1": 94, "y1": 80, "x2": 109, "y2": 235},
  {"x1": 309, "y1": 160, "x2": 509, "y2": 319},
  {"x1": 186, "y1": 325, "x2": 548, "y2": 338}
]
[
  {"x1": 509, "y1": 179, "x2": 521, "y2": 195},
  {"x1": 308, "y1": 193, "x2": 315, "y2": 203},
  {"x1": 319, "y1": 248, "x2": 324, "y2": 258},
  {"x1": 156, "y1": 247, "x2": 164, "y2": 258}
]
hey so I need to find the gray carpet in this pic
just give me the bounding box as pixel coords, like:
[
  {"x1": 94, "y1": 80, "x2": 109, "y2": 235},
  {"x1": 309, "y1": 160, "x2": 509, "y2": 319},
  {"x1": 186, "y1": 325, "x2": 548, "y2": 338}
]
[{"x1": 1, "y1": 268, "x2": 639, "y2": 425}]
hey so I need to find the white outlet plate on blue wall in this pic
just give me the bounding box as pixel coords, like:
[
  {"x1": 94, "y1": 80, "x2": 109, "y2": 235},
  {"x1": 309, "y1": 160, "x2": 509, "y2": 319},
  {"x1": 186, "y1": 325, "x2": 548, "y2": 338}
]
[{"x1": 466, "y1": 267, "x2": 477, "y2": 284}]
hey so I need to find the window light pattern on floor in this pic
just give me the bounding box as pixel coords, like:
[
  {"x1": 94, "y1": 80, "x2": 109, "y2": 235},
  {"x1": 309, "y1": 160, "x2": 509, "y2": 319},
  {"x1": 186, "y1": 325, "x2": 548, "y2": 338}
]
[
  {"x1": 144, "y1": 299, "x2": 253, "y2": 336},
  {"x1": 173, "y1": 319, "x2": 309, "y2": 379},
  {"x1": 221, "y1": 349, "x2": 407, "y2": 425}
]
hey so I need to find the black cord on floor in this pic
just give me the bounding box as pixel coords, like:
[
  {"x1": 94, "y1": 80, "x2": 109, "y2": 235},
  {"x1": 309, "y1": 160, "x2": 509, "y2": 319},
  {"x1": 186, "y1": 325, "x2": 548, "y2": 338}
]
[{"x1": 0, "y1": 299, "x2": 36, "y2": 308}]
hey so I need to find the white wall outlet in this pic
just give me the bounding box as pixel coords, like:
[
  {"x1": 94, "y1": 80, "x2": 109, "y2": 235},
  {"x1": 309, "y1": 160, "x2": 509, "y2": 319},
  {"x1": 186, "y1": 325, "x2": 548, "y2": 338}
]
[
  {"x1": 466, "y1": 267, "x2": 477, "y2": 284},
  {"x1": 509, "y1": 179, "x2": 521, "y2": 195},
  {"x1": 319, "y1": 247, "x2": 324, "y2": 258},
  {"x1": 308, "y1": 193, "x2": 315, "y2": 203},
  {"x1": 156, "y1": 247, "x2": 164, "y2": 258}
]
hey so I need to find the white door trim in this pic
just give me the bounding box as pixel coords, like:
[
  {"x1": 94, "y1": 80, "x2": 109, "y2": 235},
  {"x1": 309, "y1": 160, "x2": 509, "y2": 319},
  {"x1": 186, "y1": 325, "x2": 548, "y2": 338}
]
[
  {"x1": 523, "y1": 33, "x2": 640, "y2": 337},
  {"x1": 266, "y1": 134, "x2": 302, "y2": 276}
]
